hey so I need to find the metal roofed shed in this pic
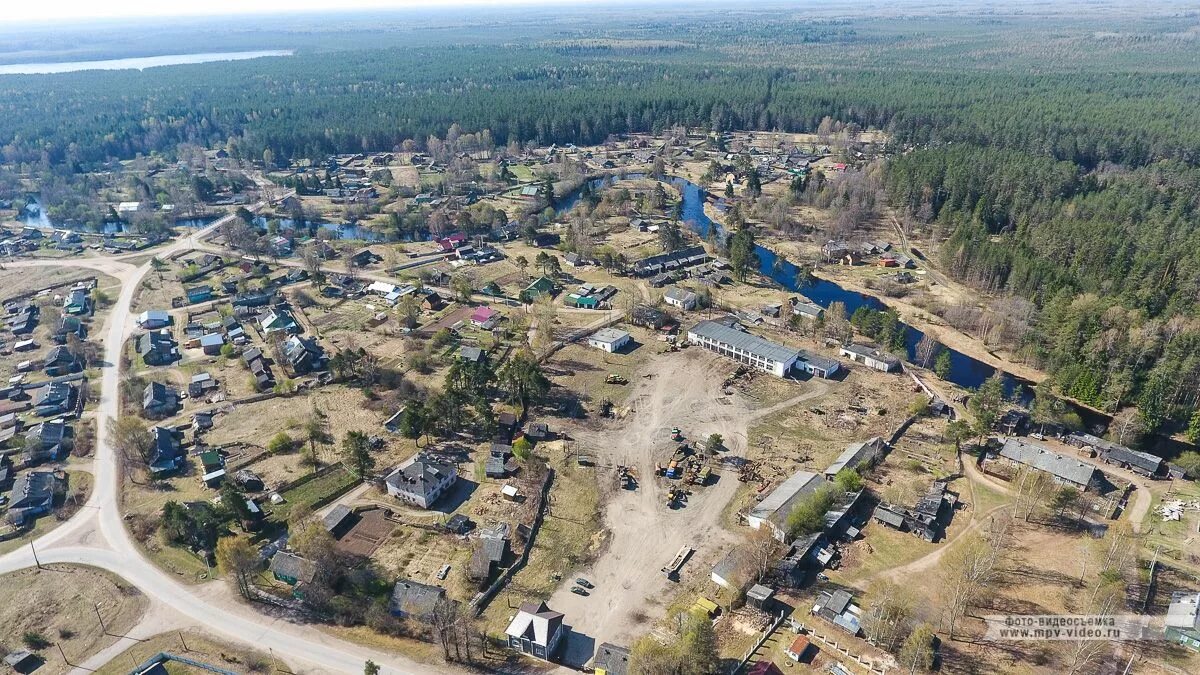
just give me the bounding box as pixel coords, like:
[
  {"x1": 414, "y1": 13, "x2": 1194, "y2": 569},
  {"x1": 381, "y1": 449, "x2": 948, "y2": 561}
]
[
  {"x1": 824, "y1": 437, "x2": 886, "y2": 479},
  {"x1": 998, "y1": 437, "x2": 1100, "y2": 490},
  {"x1": 747, "y1": 469, "x2": 823, "y2": 540}
]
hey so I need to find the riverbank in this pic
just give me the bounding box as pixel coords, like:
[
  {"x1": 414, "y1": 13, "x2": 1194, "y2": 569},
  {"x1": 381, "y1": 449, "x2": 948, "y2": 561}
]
[{"x1": 811, "y1": 267, "x2": 1048, "y2": 384}]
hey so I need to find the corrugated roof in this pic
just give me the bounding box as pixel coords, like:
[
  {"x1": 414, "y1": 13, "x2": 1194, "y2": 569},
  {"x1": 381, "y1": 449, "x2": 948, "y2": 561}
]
[
  {"x1": 1000, "y1": 438, "x2": 1097, "y2": 487},
  {"x1": 750, "y1": 470, "x2": 821, "y2": 528},
  {"x1": 688, "y1": 320, "x2": 801, "y2": 365}
]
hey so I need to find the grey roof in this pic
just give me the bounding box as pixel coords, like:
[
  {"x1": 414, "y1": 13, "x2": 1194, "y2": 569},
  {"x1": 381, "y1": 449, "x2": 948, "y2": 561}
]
[
  {"x1": 594, "y1": 643, "x2": 631, "y2": 675},
  {"x1": 747, "y1": 584, "x2": 774, "y2": 601},
  {"x1": 1069, "y1": 433, "x2": 1162, "y2": 473},
  {"x1": 797, "y1": 349, "x2": 840, "y2": 373},
  {"x1": 505, "y1": 601, "x2": 564, "y2": 646},
  {"x1": 664, "y1": 286, "x2": 698, "y2": 304},
  {"x1": 999, "y1": 438, "x2": 1098, "y2": 487},
  {"x1": 270, "y1": 552, "x2": 316, "y2": 583},
  {"x1": 590, "y1": 328, "x2": 630, "y2": 345},
  {"x1": 9, "y1": 471, "x2": 55, "y2": 511},
  {"x1": 322, "y1": 504, "x2": 354, "y2": 532},
  {"x1": 825, "y1": 437, "x2": 885, "y2": 477},
  {"x1": 873, "y1": 504, "x2": 907, "y2": 528},
  {"x1": 34, "y1": 381, "x2": 72, "y2": 406},
  {"x1": 792, "y1": 301, "x2": 824, "y2": 318},
  {"x1": 749, "y1": 469, "x2": 822, "y2": 530},
  {"x1": 386, "y1": 455, "x2": 455, "y2": 499},
  {"x1": 688, "y1": 320, "x2": 801, "y2": 365},
  {"x1": 841, "y1": 343, "x2": 901, "y2": 366},
  {"x1": 389, "y1": 578, "x2": 446, "y2": 619},
  {"x1": 825, "y1": 589, "x2": 853, "y2": 614}
]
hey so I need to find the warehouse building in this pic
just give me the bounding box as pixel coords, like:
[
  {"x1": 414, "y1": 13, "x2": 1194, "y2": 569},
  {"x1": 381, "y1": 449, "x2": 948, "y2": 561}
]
[{"x1": 687, "y1": 320, "x2": 801, "y2": 377}]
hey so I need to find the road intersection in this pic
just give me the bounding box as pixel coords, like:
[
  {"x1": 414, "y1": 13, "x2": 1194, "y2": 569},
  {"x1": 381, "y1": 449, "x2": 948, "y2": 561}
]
[{"x1": 0, "y1": 210, "x2": 463, "y2": 674}]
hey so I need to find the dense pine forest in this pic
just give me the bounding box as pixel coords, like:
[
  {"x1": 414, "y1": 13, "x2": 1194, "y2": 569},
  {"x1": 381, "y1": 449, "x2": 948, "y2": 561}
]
[{"x1": 3, "y1": 2, "x2": 1200, "y2": 440}]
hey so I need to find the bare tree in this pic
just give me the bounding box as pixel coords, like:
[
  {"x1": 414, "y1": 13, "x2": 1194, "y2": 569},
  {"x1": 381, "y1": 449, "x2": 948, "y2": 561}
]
[
  {"x1": 863, "y1": 581, "x2": 915, "y2": 651},
  {"x1": 915, "y1": 334, "x2": 941, "y2": 369},
  {"x1": 942, "y1": 517, "x2": 1009, "y2": 639},
  {"x1": 744, "y1": 528, "x2": 783, "y2": 585}
]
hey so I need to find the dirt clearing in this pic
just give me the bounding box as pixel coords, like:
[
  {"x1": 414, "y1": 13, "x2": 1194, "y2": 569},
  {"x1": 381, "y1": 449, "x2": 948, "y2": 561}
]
[{"x1": 0, "y1": 565, "x2": 147, "y2": 673}]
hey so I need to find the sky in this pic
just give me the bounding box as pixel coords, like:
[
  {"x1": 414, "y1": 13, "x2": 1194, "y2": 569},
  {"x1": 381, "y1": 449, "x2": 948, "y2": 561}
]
[{"x1": 0, "y1": 0, "x2": 607, "y2": 24}]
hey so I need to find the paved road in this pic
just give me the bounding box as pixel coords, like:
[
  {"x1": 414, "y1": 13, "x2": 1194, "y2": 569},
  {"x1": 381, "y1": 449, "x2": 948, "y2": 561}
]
[{"x1": 0, "y1": 210, "x2": 469, "y2": 674}]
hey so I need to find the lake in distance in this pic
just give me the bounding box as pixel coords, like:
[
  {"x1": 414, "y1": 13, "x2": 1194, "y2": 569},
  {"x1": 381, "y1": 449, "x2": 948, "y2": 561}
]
[{"x1": 0, "y1": 50, "x2": 293, "y2": 75}]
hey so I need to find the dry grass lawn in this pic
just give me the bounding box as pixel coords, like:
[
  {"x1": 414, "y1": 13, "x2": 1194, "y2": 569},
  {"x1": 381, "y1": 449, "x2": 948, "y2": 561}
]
[
  {"x1": 0, "y1": 565, "x2": 147, "y2": 673},
  {"x1": 92, "y1": 630, "x2": 285, "y2": 675}
]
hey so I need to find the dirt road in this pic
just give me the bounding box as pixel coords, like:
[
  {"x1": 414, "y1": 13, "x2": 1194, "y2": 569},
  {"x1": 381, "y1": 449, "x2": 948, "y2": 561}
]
[{"x1": 547, "y1": 348, "x2": 829, "y2": 665}]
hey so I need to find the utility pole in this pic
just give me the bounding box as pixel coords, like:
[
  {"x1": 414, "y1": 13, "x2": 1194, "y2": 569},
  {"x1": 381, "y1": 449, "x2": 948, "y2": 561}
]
[
  {"x1": 178, "y1": 631, "x2": 189, "y2": 652},
  {"x1": 56, "y1": 642, "x2": 69, "y2": 666},
  {"x1": 94, "y1": 602, "x2": 108, "y2": 634},
  {"x1": 30, "y1": 539, "x2": 42, "y2": 569}
]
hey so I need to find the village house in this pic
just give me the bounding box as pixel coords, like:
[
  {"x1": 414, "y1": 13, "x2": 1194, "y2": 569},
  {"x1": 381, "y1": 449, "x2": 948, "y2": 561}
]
[
  {"x1": 33, "y1": 381, "x2": 75, "y2": 417},
  {"x1": 188, "y1": 372, "x2": 219, "y2": 398},
  {"x1": 43, "y1": 345, "x2": 81, "y2": 376},
  {"x1": 389, "y1": 579, "x2": 447, "y2": 621},
  {"x1": 63, "y1": 287, "x2": 90, "y2": 315},
  {"x1": 53, "y1": 315, "x2": 86, "y2": 344},
  {"x1": 136, "y1": 330, "x2": 179, "y2": 366},
  {"x1": 520, "y1": 276, "x2": 558, "y2": 303},
  {"x1": 505, "y1": 601, "x2": 565, "y2": 661},
  {"x1": 594, "y1": 643, "x2": 631, "y2": 675},
  {"x1": 185, "y1": 285, "x2": 213, "y2": 304},
  {"x1": 270, "y1": 551, "x2": 316, "y2": 587},
  {"x1": 6, "y1": 471, "x2": 57, "y2": 526},
  {"x1": 469, "y1": 526, "x2": 510, "y2": 582},
  {"x1": 284, "y1": 335, "x2": 326, "y2": 374},
  {"x1": 996, "y1": 438, "x2": 1100, "y2": 491},
  {"x1": 148, "y1": 426, "x2": 185, "y2": 476},
  {"x1": 812, "y1": 589, "x2": 861, "y2": 635},
  {"x1": 790, "y1": 299, "x2": 824, "y2": 321},
  {"x1": 232, "y1": 290, "x2": 275, "y2": 308},
  {"x1": 259, "y1": 309, "x2": 298, "y2": 334},
  {"x1": 21, "y1": 420, "x2": 70, "y2": 465},
  {"x1": 384, "y1": 454, "x2": 458, "y2": 509},
  {"x1": 839, "y1": 343, "x2": 902, "y2": 372},
  {"x1": 663, "y1": 286, "x2": 698, "y2": 311},
  {"x1": 470, "y1": 306, "x2": 500, "y2": 330},
  {"x1": 199, "y1": 333, "x2": 225, "y2": 355},
  {"x1": 1166, "y1": 592, "x2": 1200, "y2": 651},
  {"x1": 143, "y1": 381, "x2": 180, "y2": 419},
  {"x1": 631, "y1": 245, "x2": 710, "y2": 277},
  {"x1": 587, "y1": 328, "x2": 631, "y2": 353}
]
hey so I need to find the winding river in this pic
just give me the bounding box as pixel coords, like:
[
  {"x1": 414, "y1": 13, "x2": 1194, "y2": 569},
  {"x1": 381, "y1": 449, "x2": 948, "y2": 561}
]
[{"x1": 561, "y1": 174, "x2": 1060, "y2": 410}]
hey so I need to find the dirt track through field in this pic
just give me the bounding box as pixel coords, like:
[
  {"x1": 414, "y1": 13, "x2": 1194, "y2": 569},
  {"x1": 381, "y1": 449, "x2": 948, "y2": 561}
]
[{"x1": 547, "y1": 348, "x2": 830, "y2": 665}]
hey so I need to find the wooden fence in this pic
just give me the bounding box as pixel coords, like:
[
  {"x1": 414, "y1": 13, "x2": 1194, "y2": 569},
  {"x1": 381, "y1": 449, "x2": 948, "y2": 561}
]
[{"x1": 469, "y1": 468, "x2": 556, "y2": 614}]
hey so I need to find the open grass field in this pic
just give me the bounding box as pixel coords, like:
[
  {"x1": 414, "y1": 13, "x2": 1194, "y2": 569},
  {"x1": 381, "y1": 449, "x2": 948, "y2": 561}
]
[
  {"x1": 202, "y1": 385, "x2": 384, "y2": 448},
  {"x1": 544, "y1": 323, "x2": 662, "y2": 409},
  {"x1": 0, "y1": 564, "x2": 147, "y2": 674}
]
